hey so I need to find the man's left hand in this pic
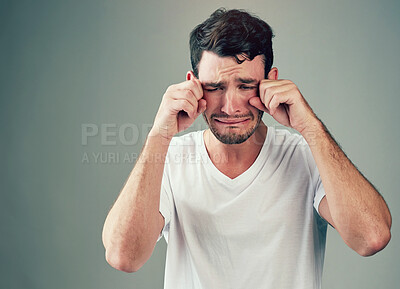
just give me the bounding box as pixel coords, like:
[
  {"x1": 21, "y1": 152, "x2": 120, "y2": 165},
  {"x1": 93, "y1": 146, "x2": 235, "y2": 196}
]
[{"x1": 249, "y1": 79, "x2": 319, "y2": 134}]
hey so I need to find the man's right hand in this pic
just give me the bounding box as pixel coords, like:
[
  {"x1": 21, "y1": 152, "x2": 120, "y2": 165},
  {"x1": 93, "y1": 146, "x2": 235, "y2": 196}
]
[{"x1": 150, "y1": 71, "x2": 207, "y2": 141}]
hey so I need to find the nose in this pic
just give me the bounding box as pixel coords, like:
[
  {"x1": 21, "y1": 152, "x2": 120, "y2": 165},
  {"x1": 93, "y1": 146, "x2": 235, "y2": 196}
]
[{"x1": 221, "y1": 88, "x2": 243, "y2": 115}]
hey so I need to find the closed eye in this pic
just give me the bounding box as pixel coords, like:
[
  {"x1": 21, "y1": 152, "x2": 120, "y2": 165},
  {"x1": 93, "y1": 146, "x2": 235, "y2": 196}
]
[
  {"x1": 205, "y1": 87, "x2": 223, "y2": 92},
  {"x1": 240, "y1": 85, "x2": 257, "y2": 90},
  {"x1": 204, "y1": 86, "x2": 256, "y2": 92}
]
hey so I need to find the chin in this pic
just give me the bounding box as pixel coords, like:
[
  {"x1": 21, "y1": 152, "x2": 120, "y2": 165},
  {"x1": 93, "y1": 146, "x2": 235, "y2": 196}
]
[
  {"x1": 203, "y1": 109, "x2": 263, "y2": 144},
  {"x1": 212, "y1": 118, "x2": 262, "y2": 145}
]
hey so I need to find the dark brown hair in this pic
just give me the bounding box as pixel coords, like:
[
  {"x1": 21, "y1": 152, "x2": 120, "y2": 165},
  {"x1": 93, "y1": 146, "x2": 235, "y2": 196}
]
[{"x1": 189, "y1": 8, "x2": 274, "y2": 78}]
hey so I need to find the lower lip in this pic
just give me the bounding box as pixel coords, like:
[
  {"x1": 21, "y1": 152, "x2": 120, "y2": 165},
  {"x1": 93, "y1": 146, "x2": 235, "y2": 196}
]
[{"x1": 214, "y1": 119, "x2": 251, "y2": 126}]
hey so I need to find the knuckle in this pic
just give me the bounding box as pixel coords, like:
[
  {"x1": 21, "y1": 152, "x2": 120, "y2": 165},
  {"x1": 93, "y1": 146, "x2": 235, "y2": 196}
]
[
  {"x1": 265, "y1": 86, "x2": 273, "y2": 95},
  {"x1": 184, "y1": 89, "x2": 192, "y2": 98},
  {"x1": 162, "y1": 91, "x2": 170, "y2": 100},
  {"x1": 285, "y1": 80, "x2": 295, "y2": 87},
  {"x1": 188, "y1": 81, "x2": 199, "y2": 93},
  {"x1": 166, "y1": 84, "x2": 175, "y2": 92},
  {"x1": 182, "y1": 100, "x2": 191, "y2": 110}
]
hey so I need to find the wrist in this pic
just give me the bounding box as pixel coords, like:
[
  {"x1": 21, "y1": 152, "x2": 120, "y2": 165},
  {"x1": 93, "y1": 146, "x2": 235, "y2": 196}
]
[
  {"x1": 148, "y1": 127, "x2": 173, "y2": 146},
  {"x1": 298, "y1": 117, "x2": 325, "y2": 145}
]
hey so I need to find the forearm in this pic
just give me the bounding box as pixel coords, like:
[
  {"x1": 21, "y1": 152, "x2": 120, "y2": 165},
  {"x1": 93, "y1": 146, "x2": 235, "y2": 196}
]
[
  {"x1": 102, "y1": 131, "x2": 170, "y2": 270},
  {"x1": 302, "y1": 120, "x2": 391, "y2": 255}
]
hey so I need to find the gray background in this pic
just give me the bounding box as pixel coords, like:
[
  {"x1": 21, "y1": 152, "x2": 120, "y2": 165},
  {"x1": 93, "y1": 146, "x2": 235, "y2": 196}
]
[{"x1": 1, "y1": 0, "x2": 399, "y2": 288}]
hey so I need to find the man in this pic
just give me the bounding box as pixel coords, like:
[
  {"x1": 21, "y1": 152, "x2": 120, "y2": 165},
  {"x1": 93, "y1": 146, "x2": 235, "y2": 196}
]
[{"x1": 102, "y1": 8, "x2": 392, "y2": 289}]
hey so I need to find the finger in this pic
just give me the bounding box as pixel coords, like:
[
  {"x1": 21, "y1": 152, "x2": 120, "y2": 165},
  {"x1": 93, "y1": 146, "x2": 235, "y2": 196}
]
[
  {"x1": 196, "y1": 98, "x2": 207, "y2": 115},
  {"x1": 269, "y1": 92, "x2": 291, "y2": 115},
  {"x1": 176, "y1": 79, "x2": 203, "y2": 102},
  {"x1": 186, "y1": 71, "x2": 204, "y2": 100},
  {"x1": 172, "y1": 89, "x2": 198, "y2": 112},
  {"x1": 189, "y1": 71, "x2": 204, "y2": 100},
  {"x1": 248, "y1": 97, "x2": 270, "y2": 113},
  {"x1": 260, "y1": 83, "x2": 293, "y2": 112},
  {"x1": 178, "y1": 72, "x2": 201, "y2": 94},
  {"x1": 260, "y1": 79, "x2": 292, "y2": 88},
  {"x1": 171, "y1": 99, "x2": 197, "y2": 119}
]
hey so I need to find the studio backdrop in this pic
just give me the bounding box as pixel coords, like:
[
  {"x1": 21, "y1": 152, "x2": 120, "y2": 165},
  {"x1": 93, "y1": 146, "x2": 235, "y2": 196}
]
[{"x1": 1, "y1": 0, "x2": 399, "y2": 288}]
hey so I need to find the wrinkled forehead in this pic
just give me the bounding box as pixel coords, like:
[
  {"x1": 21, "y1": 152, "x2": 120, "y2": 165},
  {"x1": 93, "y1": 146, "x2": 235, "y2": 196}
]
[{"x1": 198, "y1": 51, "x2": 265, "y2": 83}]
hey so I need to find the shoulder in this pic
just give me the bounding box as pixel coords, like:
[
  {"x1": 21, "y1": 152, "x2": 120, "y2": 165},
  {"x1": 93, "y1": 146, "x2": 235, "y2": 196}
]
[
  {"x1": 166, "y1": 130, "x2": 204, "y2": 158},
  {"x1": 269, "y1": 126, "x2": 316, "y2": 172},
  {"x1": 170, "y1": 130, "x2": 203, "y2": 146},
  {"x1": 272, "y1": 127, "x2": 306, "y2": 146}
]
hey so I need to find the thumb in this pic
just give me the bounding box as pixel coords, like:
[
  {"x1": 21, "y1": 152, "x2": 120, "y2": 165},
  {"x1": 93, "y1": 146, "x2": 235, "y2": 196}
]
[
  {"x1": 197, "y1": 99, "x2": 207, "y2": 115},
  {"x1": 249, "y1": 97, "x2": 269, "y2": 113}
]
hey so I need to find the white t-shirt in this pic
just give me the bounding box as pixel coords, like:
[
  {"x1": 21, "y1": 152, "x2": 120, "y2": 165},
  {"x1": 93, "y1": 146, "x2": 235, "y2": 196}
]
[{"x1": 158, "y1": 126, "x2": 327, "y2": 289}]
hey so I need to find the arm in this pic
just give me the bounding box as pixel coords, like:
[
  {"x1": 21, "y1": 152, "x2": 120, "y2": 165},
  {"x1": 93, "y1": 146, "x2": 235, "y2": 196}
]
[
  {"x1": 301, "y1": 121, "x2": 391, "y2": 256},
  {"x1": 251, "y1": 74, "x2": 392, "y2": 256},
  {"x1": 102, "y1": 71, "x2": 206, "y2": 272},
  {"x1": 102, "y1": 134, "x2": 170, "y2": 273}
]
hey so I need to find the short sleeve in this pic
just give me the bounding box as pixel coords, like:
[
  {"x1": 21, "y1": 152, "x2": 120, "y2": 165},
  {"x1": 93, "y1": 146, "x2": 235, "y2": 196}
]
[
  {"x1": 298, "y1": 135, "x2": 326, "y2": 217},
  {"x1": 313, "y1": 174, "x2": 326, "y2": 215},
  {"x1": 157, "y1": 166, "x2": 172, "y2": 242}
]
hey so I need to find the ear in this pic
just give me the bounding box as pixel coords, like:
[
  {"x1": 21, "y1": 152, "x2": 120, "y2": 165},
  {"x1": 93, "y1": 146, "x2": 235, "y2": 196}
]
[
  {"x1": 186, "y1": 71, "x2": 195, "y2": 81},
  {"x1": 267, "y1": 67, "x2": 278, "y2": 80}
]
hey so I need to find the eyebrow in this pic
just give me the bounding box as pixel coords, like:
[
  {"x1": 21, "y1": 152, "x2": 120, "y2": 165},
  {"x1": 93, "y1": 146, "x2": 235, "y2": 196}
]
[
  {"x1": 237, "y1": 77, "x2": 258, "y2": 84},
  {"x1": 203, "y1": 81, "x2": 225, "y2": 88},
  {"x1": 203, "y1": 77, "x2": 258, "y2": 87}
]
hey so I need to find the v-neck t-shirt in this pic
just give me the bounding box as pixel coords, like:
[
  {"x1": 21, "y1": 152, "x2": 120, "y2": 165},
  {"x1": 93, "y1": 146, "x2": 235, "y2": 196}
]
[{"x1": 158, "y1": 126, "x2": 327, "y2": 289}]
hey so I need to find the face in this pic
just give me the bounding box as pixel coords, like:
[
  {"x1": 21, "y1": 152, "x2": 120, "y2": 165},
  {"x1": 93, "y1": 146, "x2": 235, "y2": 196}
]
[{"x1": 198, "y1": 51, "x2": 265, "y2": 144}]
